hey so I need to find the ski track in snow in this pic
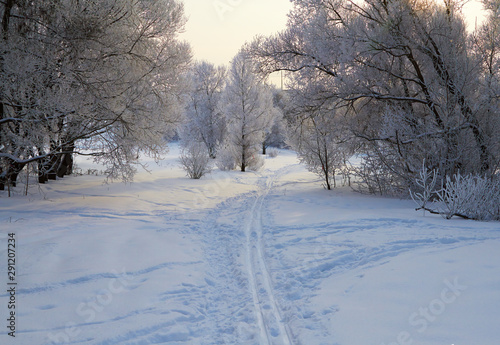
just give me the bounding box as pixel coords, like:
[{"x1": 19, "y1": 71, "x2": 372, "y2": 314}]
[
  {"x1": 197, "y1": 165, "x2": 297, "y2": 345},
  {"x1": 243, "y1": 171, "x2": 293, "y2": 345}
]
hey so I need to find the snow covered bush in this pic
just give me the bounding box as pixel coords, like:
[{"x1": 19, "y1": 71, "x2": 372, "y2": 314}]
[
  {"x1": 242, "y1": 153, "x2": 264, "y2": 172},
  {"x1": 410, "y1": 160, "x2": 438, "y2": 214},
  {"x1": 216, "y1": 142, "x2": 264, "y2": 172},
  {"x1": 437, "y1": 174, "x2": 500, "y2": 221},
  {"x1": 267, "y1": 148, "x2": 279, "y2": 158},
  {"x1": 410, "y1": 162, "x2": 500, "y2": 221},
  {"x1": 351, "y1": 152, "x2": 405, "y2": 195},
  {"x1": 215, "y1": 144, "x2": 237, "y2": 171},
  {"x1": 290, "y1": 114, "x2": 345, "y2": 190},
  {"x1": 179, "y1": 142, "x2": 212, "y2": 179}
]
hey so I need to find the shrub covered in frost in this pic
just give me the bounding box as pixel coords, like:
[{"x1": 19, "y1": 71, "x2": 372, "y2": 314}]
[
  {"x1": 179, "y1": 142, "x2": 212, "y2": 179},
  {"x1": 267, "y1": 148, "x2": 279, "y2": 158},
  {"x1": 410, "y1": 162, "x2": 500, "y2": 221}
]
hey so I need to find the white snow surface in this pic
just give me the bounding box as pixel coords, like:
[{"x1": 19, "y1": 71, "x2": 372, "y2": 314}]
[{"x1": 1, "y1": 144, "x2": 499, "y2": 345}]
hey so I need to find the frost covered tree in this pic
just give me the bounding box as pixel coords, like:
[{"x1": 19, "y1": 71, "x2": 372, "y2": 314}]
[
  {"x1": 289, "y1": 111, "x2": 347, "y2": 190},
  {"x1": 250, "y1": 0, "x2": 499, "y2": 194},
  {"x1": 0, "y1": 0, "x2": 190, "y2": 190},
  {"x1": 262, "y1": 88, "x2": 286, "y2": 154},
  {"x1": 284, "y1": 69, "x2": 352, "y2": 190},
  {"x1": 474, "y1": 0, "x2": 500, "y2": 174},
  {"x1": 220, "y1": 53, "x2": 276, "y2": 172},
  {"x1": 181, "y1": 61, "x2": 227, "y2": 159}
]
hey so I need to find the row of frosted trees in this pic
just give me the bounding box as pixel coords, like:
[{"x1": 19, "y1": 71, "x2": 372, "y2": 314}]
[
  {"x1": 244, "y1": 0, "x2": 500, "y2": 218},
  {"x1": 2, "y1": 0, "x2": 499, "y2": 219},
  {"x1": 0, "y1": 0, "x2": 190, "y2": 191},
  {"x1": 249, "y1": 0, "x2": 500, "y2": 192},
  {"x1": 179, "y1": 53, "x2": 284, "y2": 175}
]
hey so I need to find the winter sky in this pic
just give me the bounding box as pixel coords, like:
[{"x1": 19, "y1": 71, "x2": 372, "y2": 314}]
[
  {"x1": 180, "y1": 0, "x2": 292, "y2": 63},
  {"x1": 180, "y1": 0, "x2": 486, "y2": 71}
]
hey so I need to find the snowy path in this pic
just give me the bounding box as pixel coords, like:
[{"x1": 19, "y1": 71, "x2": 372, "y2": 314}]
[
  {"x1": 243, "y1": 173, "x2": 292, "y2": 345},
  {"x1": 198, "y1": 165, "x2": 297, "y2": 345}
]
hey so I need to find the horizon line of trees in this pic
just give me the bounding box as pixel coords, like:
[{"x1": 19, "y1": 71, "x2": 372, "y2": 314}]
[{"x1": 2, "y1": 0, "x2": 499, "y2": 220}]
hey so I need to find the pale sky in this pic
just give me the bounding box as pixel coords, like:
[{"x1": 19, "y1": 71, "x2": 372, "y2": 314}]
[
  {"x1": 180, "y1": 0, "x2": 487, "y2": 69},
  {"x1": 180, "y1": 0, "x2": 293, "y2": 66}
]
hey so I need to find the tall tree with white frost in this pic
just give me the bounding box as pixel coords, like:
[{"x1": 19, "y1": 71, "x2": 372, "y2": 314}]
[
  {"x1": 181, "y1": 61, "x2": 227, "y2": 158},
  {"x1": 221, "y1": 53, "x2": 276, "y2": 172},
  {"x1": 0, "y1": 0, "x2": 190, "y2": 190}
]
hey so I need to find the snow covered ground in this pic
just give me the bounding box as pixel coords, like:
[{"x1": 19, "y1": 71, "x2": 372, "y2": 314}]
[{"x1": 1, "y1": 145, "x2": 499, "y2": 345}]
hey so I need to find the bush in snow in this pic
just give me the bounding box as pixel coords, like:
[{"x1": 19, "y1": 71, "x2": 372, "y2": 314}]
[
  {"x1": 215, "y1": 144, "x2": 237, "y2": 171},
  {"x1": 267, "y1": 148, "x2": 279, "y2": 158},
  {"x1": 410, "y1": 160, "x2": 438, "y2": 214},
  {"x1": 243, "y1": 152, "x2": 265, "y2": 171},
  {"x1": 216, "y1": 142, "x2": 264, "y2": 172},
  {"x1": 288, "y1": 110, "x2": 349, "y2": 190},
  {"x1": 436, "y1": 173, "x2": 500, "y2": 221},
  {"x1": 410, "y1": 162, "x2": 500, "y2": 221},
  {"x1": 179, "y1": 142, "x2": 212, "y2": 179}
]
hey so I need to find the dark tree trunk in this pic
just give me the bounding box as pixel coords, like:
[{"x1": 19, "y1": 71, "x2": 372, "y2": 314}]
[
  {"x1": 8, "y1": 162, "x2": 25, "y2": 187},
  {"x1": 0, "y1": 160, "x2": 26, "y2": 189},
  {"x1": 241, "y1": 151, "x2": 246, "y2": 172},
  {"x1": 38, "y1": 160, "x2": 48, "y2": 184},
  {"x1": 0, "y1": 169, "x2": 4, "y2": 190},
  {"x1": 57, "y1": 143, "x2": 75, "y2": 178},
  {"x1": 47, "y1": 155, "x2": 58, "y2": 180},
  {"x1": 38, "y1": 156, "x2": 54, "y2": 183}
]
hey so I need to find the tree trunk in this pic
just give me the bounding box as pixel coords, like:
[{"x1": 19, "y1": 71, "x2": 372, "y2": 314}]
[
  {"x1": 325, "y1": 174, "x2": 331, "y2": 190},
  {"x1": 47, "y1": 155, "x2": 58, "y2": 180},
  {"x1": 8, "y1": 162, "x2": 25, "y2": 187},
  {"x1": 57, "y1": 142, "x2": 75, "y2": 178},
  {"x1": 241, "y1": 149, "x2": 246, "y2": 172},
  {"x1": 0, "y1": 167, "x2": 4, "y2": 190},
  {"x1": 38, "y1": 163, "x2": 48, "y2": 184}
]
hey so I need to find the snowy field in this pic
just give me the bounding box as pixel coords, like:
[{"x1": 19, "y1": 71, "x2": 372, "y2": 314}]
[{"x1": 1, "y1": 144, "x2": 499, "y2": 345}]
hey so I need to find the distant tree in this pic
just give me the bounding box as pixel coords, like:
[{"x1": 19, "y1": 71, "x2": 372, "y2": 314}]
[
  {"x1": 0, "y1": 0, "x2": 191, "y2": 190},
  {"x1": 262, "y1": 88, "x2": 286, "y2": 154},
  {"x1": 288, "y1": 113, "x2": 343, "y2": 190},
  {"x1": 220, "y1": 53, "x2": 276, "y2": 172},
  {"x1": 181, "y1": 61, "x2": 227, "y2": 158},
  {"x1": 286, "y1": 83, "x2": 350, "y2": 190}
]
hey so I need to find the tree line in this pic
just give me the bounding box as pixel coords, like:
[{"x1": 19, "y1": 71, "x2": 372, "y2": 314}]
[
  {"x1": 248, "y1": 0, "x2": 499, "y2": 196},
  {"x1": 0, "y1": 0, "x2": 190, "y2": 191},
  {"x1": 2, "y1": 0, "x2": 499, "y2": 220}
]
